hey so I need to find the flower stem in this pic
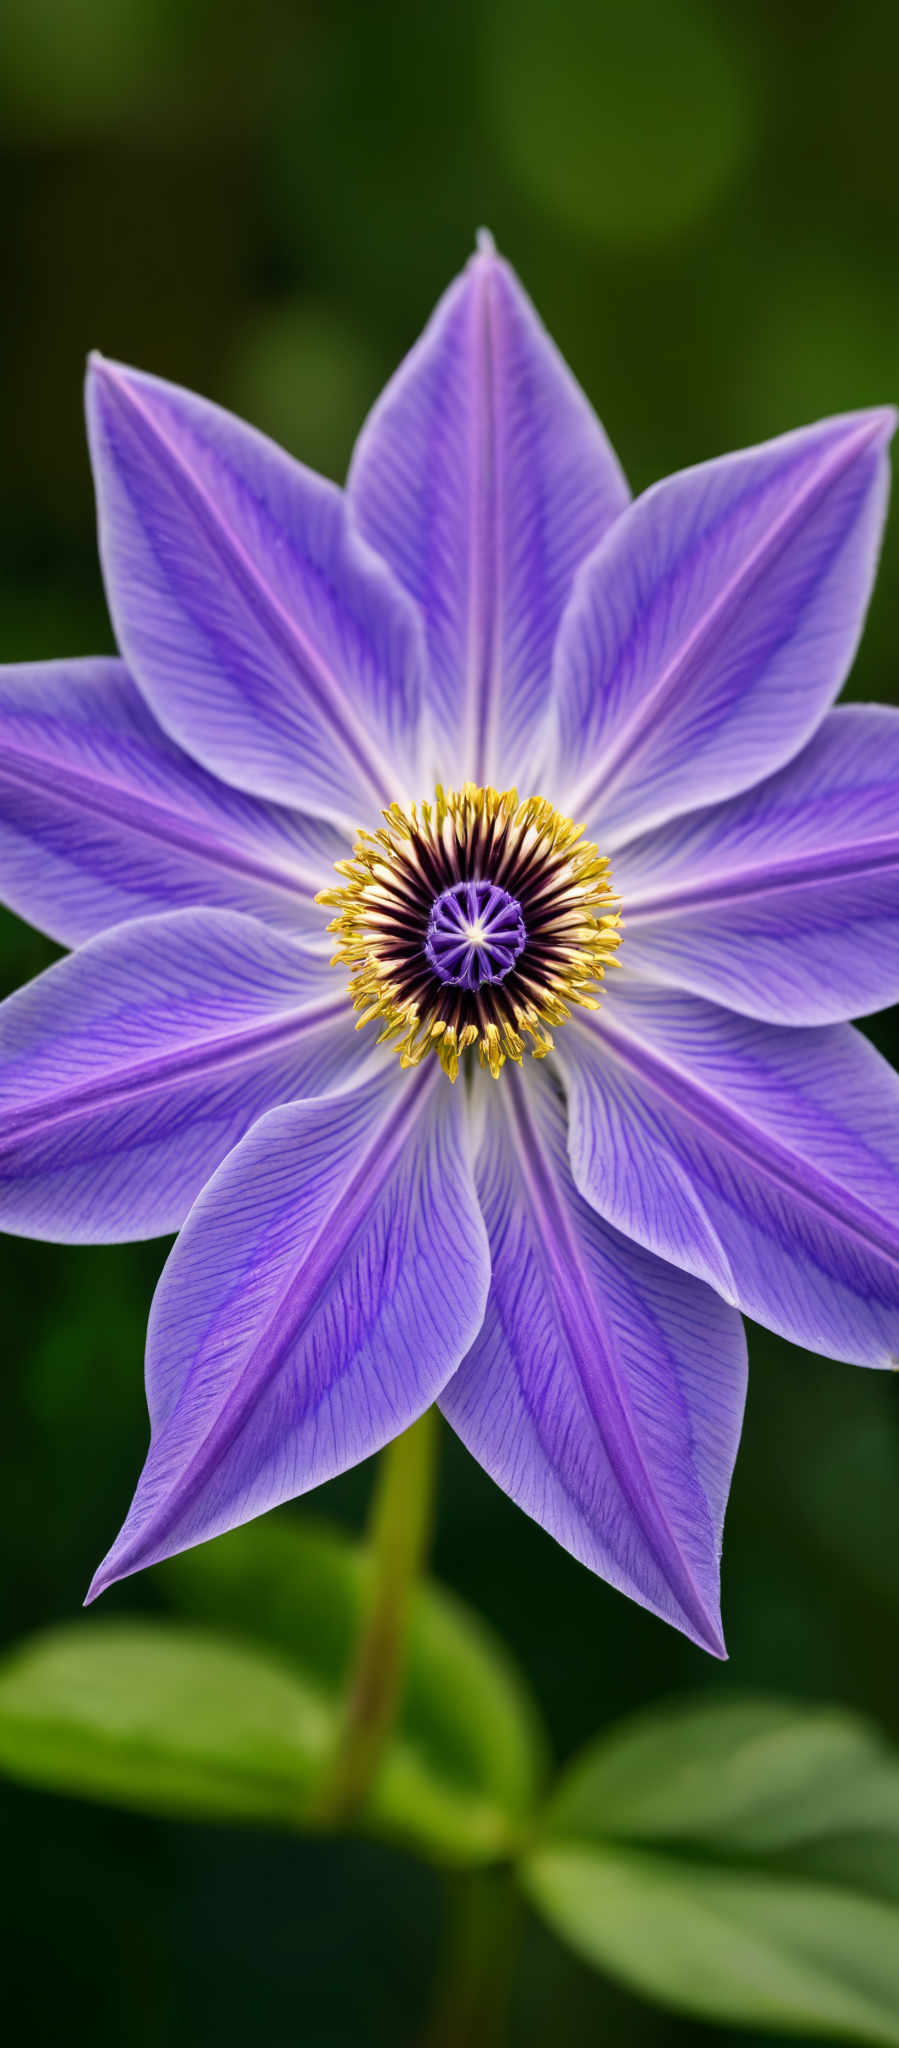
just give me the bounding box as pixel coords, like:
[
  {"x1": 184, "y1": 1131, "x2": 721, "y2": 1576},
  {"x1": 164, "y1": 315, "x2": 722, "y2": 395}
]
[
  {"x1": 419, "y1": 1869, "x2": 524, "y2": 2048},
  {"x1": 317, "y1": 1405, "x2": 439, "y2": 1824}
]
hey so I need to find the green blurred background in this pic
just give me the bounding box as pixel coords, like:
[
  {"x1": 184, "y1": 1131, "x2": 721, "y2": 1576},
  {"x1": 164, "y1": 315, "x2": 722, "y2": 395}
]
[{"x1": 1, "y1": 0, "x2": 897, "y2": 2040}]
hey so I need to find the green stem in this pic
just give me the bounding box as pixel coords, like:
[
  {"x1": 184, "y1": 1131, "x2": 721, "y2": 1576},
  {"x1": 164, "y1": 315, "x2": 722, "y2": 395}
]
[
  {"x1": 420, "y1": 1869, "x2": 524, "y2": 2048},
  {"x1": 317, "y1": 1405, "x2": 439, "y2": 1824}
]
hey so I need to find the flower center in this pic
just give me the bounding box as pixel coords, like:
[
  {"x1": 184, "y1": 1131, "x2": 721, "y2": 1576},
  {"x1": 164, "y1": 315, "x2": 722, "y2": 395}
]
[
  {"x1": 425, "y1": 880, "x2": 527, "y2": 989},
  {"x1": 317, "y1": 783, "x2": 621, "y2": 1080}
]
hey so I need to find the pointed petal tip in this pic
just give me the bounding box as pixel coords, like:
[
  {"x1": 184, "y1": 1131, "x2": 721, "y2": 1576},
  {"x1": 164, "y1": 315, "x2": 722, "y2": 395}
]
[
  {"x1": 86, "y1": 350, "x2": 135, "y2": 394},
  {"x1": 854, "y1": 403, "x2": 897, "y2": 448},
  {"x1": 86, "y1": 352, "x2": 153, "y2": 410},
  {"x1": 697, "y1": 1616, "x2": 728, "y2": 1661},
  {"x1": 85, "y1": 1536, "x2": 144, "y2": 1605},
  {"x1": 475, "y1": 225, "x2": 497, "y2": 258},
  {"x1": 84, "y1": 350, "x2": 125, "y2": 417},
  {"x1": 666, "y1": 1586, "x2": 725, "y2": 1657},
  {"x1": 668, "y1": 1584, "x2": 727, "y2": 1659},
  {"x1": 84, "y1": 1527, "x2": 142, "y2": 1606},
  {"x1": 84, "y1": 350, "x2": 108, "y2": 404},
  {"x1": 86, "y1": 348, "x2": 117, "y2": 385},
  {"x1": 838, "y1": 403, "x2": 897, "y2": 449},
  {"x1": 83, "y1": 1562, "x2": 109, "y2": 1607},
  {"x1": 796, "y1": 404, "x2": 896, "y2": 449}
]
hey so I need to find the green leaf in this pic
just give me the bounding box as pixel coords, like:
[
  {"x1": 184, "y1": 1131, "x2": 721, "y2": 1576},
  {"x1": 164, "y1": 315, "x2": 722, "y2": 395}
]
[
  {"x1": 0, "y1": 1515, "x2": 545, "y2": 1864},
  {"x1": 160, "y1": 1515, "x2": 547, "y2": 1863},
  {"x1": 522, "y1": 1697, "x2": 899, "y2": 2045},
  {"x1": 542, "y1": 1695, "x2": 899, "y2": 1854},
  {"x1": 0, "y1": 1621, "x2": 331, "y2": 1828},
  {"x1": 526, "y1": 1845, "x2": 899, "y2": 2046}
]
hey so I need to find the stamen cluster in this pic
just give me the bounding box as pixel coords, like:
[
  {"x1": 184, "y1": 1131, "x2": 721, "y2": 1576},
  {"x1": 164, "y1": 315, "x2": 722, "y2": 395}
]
[{"x1": 317, "y1": 784, "x2": 621, "y2": 1079}]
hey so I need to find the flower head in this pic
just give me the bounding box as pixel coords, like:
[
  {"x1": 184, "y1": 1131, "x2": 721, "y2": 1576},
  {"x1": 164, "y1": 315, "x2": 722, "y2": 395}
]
[
  {"x1": 319, "y1": 782, "x2": 621, "y2": 1077},
  {"x1": 1, "y1": 234, "x2": 898, "y2": 1654}
]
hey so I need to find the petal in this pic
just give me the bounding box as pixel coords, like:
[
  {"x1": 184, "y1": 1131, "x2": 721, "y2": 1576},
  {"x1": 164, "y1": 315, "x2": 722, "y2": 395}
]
[
  {"x1": 440, "y1": 1067, "x2": 746, "y2": 1654},
  {"x1": 0, "y1": 909, "x2": 359, "y2": 1242},
  {"x1": 86, "y1": 356, "x2": 427, "y2": 827},
  {"x1": 87, "y1": 1066, "x2": 490, "y2": 1597},
  {"x1": 347, "y1": 237, "x2": 629, "y2": 789},
  {"x1": 562, "y1": 985, "x2": 899, "y2": 1367},
  {"x1": 617, "y1": 704, "x2": 899, "y2": 1024},
  {"x1": 0, "y1": 657, "x2": 346, "y2": 946},
  {"x1": 553, "y1": 411, "x2": 895, "y2": 844}
]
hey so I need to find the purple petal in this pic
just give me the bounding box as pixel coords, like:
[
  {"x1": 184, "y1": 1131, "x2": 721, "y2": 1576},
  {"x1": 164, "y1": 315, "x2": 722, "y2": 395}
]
[
  {"x1": 0, "y1": 909, "x2": 359, "y2": 1242},
  {"x1": 347, "y1": 237, "x2": 629, "y2": 789},
  {"x1": 553, "y1": 411, "x2": 895, "y2": 845},
  {"x1": 616, "y1": 704, "x2": 899, "y2": 1024},
  {"x1": 440, "y1": 1067, "x2": 746, "y2": 1654},
  {"x1": 0, "y1": 657, "x2": 347, "y2": 946},
  {"x1": 87, "y1": 1066, "x2": 489, "y2": 1597},
  {"x1": 86, "y1": 356, "x2": 427, "y2": 828},
  {"x1": 562, "y1": 985, "x2": 899, "y2": 1367}
]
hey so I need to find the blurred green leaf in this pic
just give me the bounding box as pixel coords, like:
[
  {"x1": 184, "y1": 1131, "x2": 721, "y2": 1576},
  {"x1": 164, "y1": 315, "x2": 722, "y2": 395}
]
[
  {"x1": 525, "y1": 1846, "x2": 899, "y2": 2045},
  {"x1": 0, "y1": 0, "x2": 285, "y2": 142},
  {"x1": 484, "y1": 0, "x2": 758, "y2": 247},
  {"x1": 522, "y1": 1696, "x2": 899, "y2": 2043},
  {"x1": 0, "y1": 0, "x2": 170, "y2": 136},
  {"x1": 224, "y1": 299, "x2": 384, "y2": 483},
  {"x1": 161, "y1": 1515, "x2": 547, "y2": 1863},
  {"x1": 0, "y1": 1621, "x2": 331, "y2": 1827},
  {"x1": 538, "y1": 1695, "x2": 899, "y2": 1851},
  {"x1": 0, "y1": 1517, "x2": 546, "y2": 1864}
]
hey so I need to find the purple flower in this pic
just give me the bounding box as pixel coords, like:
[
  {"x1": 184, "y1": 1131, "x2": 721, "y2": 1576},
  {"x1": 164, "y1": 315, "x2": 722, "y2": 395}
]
[{"x1": 2, "y1": 236, "x2": 898, "y2": 1656}]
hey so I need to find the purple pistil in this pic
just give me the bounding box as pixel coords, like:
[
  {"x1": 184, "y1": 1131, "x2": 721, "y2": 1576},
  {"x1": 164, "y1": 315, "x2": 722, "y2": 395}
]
[{"x1": 425, "y1": 880, "x2": 527, "y2": 989}]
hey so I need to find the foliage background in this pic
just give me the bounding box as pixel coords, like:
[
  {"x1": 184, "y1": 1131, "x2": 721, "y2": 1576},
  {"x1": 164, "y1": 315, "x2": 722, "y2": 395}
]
[{"x1": 1, "y1": 0, "x2": 897, "y2": 2040}]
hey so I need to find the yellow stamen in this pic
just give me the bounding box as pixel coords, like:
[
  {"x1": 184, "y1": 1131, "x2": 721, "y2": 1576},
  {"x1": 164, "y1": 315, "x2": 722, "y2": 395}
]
[{"x1": 316, "y1": 782, "x2": 621, "y2": 1080}]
